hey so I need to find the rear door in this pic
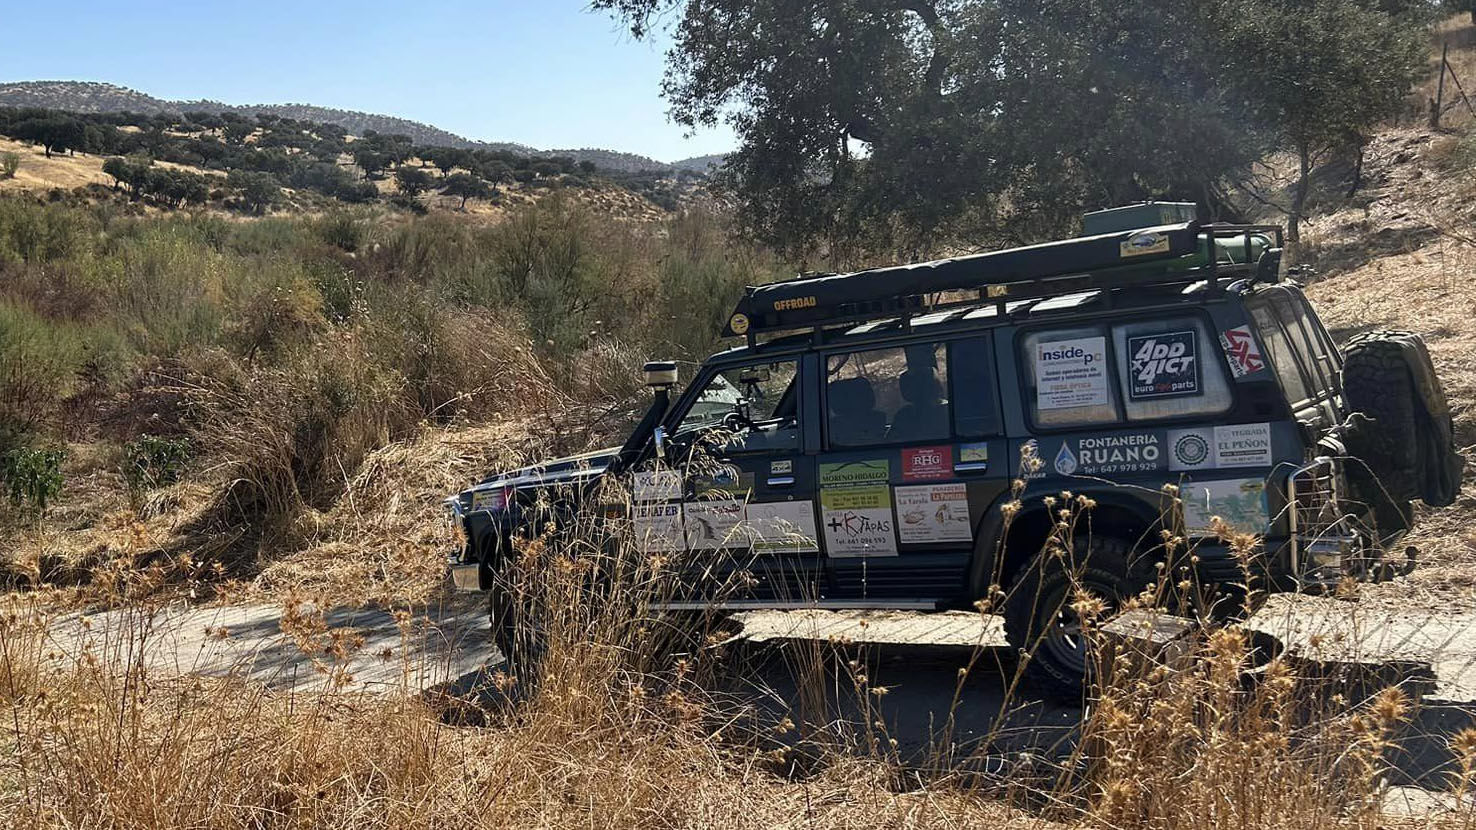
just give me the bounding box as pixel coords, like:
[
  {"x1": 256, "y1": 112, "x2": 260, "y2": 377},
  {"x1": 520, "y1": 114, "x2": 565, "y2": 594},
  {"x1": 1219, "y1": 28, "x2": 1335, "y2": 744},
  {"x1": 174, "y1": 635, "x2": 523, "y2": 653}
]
[{"x1": 816, "y1": 335, "x2": 1009, "y2": 602}]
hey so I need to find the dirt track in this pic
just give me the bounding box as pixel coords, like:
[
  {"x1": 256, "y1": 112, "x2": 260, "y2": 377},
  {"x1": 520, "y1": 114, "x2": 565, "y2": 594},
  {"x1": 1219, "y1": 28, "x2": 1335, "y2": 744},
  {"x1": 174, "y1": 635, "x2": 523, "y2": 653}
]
[{"x1": 36, "y1": 592, "x2": 1476, "y2": 792}]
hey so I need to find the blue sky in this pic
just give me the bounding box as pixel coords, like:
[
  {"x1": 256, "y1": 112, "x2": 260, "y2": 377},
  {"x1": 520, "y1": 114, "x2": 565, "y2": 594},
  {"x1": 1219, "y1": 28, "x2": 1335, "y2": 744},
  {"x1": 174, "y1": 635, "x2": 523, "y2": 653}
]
[{"x1": 0, "y1": 0, "x2": 733, "y2": 162}]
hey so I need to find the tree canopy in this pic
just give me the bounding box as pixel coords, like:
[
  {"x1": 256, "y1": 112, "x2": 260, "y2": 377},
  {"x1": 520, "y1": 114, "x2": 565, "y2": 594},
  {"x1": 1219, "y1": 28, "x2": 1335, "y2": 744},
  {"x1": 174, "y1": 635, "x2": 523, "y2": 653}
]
[{"x1": 596, "y1": 0, "x2": 1430, "y2": 256}]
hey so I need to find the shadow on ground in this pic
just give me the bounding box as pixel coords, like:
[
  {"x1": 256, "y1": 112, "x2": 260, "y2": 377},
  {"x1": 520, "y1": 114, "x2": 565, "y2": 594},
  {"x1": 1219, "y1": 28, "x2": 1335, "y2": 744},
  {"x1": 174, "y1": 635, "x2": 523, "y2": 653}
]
[{"x1": 430, "y1": 625, "x2": 1476, "y2": 795}]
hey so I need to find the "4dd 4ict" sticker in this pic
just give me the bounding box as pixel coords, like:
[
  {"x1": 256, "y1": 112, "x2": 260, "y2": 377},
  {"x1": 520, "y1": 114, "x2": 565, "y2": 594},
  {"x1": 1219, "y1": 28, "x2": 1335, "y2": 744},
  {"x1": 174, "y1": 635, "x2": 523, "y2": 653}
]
[{"x1": 1127, "y1": 331, "x2": 1201, "y2": 400}]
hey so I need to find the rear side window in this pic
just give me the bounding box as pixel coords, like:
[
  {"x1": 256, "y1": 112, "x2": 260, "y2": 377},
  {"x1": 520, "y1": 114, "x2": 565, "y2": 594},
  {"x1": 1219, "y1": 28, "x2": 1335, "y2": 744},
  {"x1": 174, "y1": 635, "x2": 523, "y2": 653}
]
[
  {"x1": 1112, "y1": 317, "x2": 1233, "y2": 421},
  {"x1": 826, "y1": 342, "x2": 949, "y2": 447},
  {"x1": 1273, "y1": 294, "x2": 1337, "y2": 394},
  {"x1": 1022, "y1": 315, "x2": 1232, "y2": 429},
  {"x1": 1250, "y1": 303, "x2": 1312, "y2": 404}
]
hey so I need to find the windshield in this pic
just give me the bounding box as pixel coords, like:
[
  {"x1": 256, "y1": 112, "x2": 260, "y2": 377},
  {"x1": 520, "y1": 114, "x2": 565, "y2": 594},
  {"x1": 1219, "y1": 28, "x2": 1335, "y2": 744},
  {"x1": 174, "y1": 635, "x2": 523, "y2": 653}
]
[
  {"x1": 673, "y1": 360, "x2": 800, "y2": 448},
  {"x1": 680, "y1": 374, "x2": 746, "y2": 432}
]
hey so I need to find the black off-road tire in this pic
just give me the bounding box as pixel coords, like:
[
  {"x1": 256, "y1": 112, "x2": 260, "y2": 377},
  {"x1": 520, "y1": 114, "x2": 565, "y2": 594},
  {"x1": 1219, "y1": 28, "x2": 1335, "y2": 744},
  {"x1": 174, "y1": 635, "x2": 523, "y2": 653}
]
[
  {"x1": 489, "y1": 584, "x2": 544, "y2": 680},
  {"x1": 1003, "y1": 536, "x2": 1140, "y2": 698},
  {"x1": 1342, "y1": 331, "x2": 1422, "y2": 540}
]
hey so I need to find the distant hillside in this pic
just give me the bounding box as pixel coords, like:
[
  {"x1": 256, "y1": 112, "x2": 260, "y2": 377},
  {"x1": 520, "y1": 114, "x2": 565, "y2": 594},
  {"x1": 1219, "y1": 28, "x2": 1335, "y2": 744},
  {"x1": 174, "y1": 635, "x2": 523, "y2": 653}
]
[
  {"x1": 671, "y1": 154, "x2": 726, "y2": 173},
  {"x1": 0, "y1": 81, "x2": 713, "y2": 173}
]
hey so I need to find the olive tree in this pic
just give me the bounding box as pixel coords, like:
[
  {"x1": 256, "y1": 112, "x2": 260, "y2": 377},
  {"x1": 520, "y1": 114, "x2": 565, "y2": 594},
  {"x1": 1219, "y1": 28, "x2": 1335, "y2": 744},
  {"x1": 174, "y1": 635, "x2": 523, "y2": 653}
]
[
  {"x1": 594, "y1": 0, "x2": 1429, "y2": 255},
  {"x1": 1220, "y1": 0, "x2": 1426, "y2": 243}
]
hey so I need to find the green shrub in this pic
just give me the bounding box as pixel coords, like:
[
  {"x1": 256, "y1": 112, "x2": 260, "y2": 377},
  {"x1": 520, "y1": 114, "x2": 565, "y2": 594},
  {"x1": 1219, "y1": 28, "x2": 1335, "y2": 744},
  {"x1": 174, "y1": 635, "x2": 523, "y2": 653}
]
[
  {"x1": 312, "y1": 212, "x2": 368, "y2": 253},
  {"x1": 0, "y1": 197, "x2": 94, "y2": 265},
  {"x1": 0, "y1": 300, "x2": 88, "y2": 435},
  {"x1": 2, "y1": 446, "x2": 65, "y2": 514},
  {"x1": 123, "y1": 435, "x2": 190, "y2": 494},
  {"x1": 0, "y1": 151, "x2": 18, "y2": 180}
]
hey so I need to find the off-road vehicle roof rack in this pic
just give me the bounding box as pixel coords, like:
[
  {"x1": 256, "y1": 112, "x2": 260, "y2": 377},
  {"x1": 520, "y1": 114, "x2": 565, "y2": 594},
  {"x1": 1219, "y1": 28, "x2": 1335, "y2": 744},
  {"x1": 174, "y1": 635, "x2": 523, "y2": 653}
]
[{"x1": 724, "y1": 222, "x2": 1285, "y2": 347}]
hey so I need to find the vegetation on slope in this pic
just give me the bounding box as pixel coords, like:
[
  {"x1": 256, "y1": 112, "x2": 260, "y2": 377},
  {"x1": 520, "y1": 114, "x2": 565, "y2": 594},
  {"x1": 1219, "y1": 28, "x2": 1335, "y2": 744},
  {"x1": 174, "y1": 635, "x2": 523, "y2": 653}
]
[{"x1": 0, "y1": 197, "x2": 781, "y2": 594}]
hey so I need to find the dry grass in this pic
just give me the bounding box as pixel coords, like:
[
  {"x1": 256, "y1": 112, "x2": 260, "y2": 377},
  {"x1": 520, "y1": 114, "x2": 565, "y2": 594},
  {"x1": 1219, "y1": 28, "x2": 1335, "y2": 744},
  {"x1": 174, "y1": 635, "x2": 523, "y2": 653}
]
[{"x1": 3, "y1": 493, "x2": 1468, "y2": 829}]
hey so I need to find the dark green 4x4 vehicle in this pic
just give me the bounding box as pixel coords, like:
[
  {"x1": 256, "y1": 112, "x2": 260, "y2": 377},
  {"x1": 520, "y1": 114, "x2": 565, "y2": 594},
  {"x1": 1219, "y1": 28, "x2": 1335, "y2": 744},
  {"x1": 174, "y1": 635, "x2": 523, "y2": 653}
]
[{"x1": 445, "y1": 203, "x2": 1464, "y2": 691}]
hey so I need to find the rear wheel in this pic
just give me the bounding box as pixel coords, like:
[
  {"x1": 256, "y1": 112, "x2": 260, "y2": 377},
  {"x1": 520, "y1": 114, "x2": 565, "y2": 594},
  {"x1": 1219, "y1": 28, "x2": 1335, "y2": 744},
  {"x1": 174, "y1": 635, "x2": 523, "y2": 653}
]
[{"x1": 1003, "y1": 536, "x2": 1139, "y2": 697}]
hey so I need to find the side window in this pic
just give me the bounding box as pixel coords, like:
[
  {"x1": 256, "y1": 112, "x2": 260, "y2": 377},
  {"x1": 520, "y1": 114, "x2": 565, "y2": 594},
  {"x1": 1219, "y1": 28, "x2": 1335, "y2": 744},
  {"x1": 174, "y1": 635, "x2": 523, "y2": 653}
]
[
  {"x1": 1273, "y1": 293, "x2": 1336, "y2": 395},
  {"x1": 1021, "y1": 326, "x2": 1119, "y2": 428},
  {"x1": 1250, "y1": 303, "x2": 1312, "y2": 404},
  {"x1": 826, "y1": 343, "x2": 948, "y2": 447},
  {"x1": 951, "y1": 336, "x2": 1002, "y2": 437},
  {"x1": 1112, "y1": 317, "x2": 1233, "y2": 421},
  {"x1": 674, "y1": 359, "x2": 799, "y2": 453}
]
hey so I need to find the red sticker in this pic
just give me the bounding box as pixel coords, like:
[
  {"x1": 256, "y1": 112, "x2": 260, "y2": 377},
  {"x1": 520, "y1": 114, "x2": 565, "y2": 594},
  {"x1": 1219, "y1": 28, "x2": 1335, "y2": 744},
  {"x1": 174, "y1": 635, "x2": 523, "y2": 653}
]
[
  {"x1": 1220, "y1": 326, "x2": 1266, "y2": 378},
  {"x1": 902, "y1": 446, "x2": 953, "y2": 481}
]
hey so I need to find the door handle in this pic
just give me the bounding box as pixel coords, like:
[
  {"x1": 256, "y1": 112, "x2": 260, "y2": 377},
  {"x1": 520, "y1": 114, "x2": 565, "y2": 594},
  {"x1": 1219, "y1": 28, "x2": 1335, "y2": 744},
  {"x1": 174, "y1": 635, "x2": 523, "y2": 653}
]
[{"x1": 767, "y1": 476, "x2": 796, "y2": 487}]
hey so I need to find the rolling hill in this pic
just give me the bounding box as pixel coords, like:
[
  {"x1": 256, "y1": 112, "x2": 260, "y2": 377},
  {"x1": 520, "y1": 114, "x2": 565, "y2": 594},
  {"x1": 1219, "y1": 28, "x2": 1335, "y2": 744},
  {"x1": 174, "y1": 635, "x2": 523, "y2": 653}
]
[{"x1": 0, "y1": 81, "x2": 724, "y2": 173}]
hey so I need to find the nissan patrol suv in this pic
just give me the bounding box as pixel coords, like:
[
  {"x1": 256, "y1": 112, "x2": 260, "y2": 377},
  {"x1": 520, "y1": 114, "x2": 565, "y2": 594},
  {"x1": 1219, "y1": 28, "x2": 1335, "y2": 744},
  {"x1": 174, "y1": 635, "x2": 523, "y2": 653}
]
[{"x1": 445, "y1": 203, "x2": 1463, "y2": 692}]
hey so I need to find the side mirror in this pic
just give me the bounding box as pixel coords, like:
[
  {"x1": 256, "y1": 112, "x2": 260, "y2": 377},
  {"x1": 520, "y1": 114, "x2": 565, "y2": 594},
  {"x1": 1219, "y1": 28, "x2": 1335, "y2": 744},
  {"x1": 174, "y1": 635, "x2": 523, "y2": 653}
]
[
  {"x1": 643, "y1": 360, "x2": 678, "y2": 389},
  {"x1": 653, "y1": 425, "x2": 667, "y2": 461}
]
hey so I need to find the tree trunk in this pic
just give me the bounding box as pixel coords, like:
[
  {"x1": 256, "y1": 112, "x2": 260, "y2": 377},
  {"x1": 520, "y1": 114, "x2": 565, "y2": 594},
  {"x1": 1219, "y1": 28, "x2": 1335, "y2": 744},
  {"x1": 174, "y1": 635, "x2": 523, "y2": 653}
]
[
  {"x1": 1289, "y1": 143, "x2": 1311, "y2": 247},
  {"x1": 1347, "y1": 142, "x2": 1365, "y2": 199}
]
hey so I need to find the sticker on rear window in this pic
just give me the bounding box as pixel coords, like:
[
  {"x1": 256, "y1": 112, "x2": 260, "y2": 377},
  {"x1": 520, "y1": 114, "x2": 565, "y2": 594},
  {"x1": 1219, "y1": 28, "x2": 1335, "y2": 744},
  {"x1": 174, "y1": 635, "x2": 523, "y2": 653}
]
[
  {"x1": 1220, "y1": 326, "x2": 1266, "y2": 378},
  {"x1": 1035, "y1": 337, "x2": 1109, "y2": 410},
  {"x1": 1128, "y1": 331, "x2": 1201, "y2": 400}
]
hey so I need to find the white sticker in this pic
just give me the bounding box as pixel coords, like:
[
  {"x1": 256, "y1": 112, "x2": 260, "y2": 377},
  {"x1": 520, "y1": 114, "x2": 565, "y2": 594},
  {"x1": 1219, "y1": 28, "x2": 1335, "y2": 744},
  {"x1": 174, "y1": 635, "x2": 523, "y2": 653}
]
[
  {"x1": 894, "y1": 484, "x2": 972, "y2": 544},
  {"x1": 746, "y1": 501, "x2": 819, "y2": 554},
  {"x1": 633, "y1": 470, "x2": 683, "y2": 502},
  {"x1": 1036, "y1": 337, "x2": 1110, "y2": 411},
  {"x1": 1214, "y1": 423, "x2": 1272, "y2": 468},
  {"x1": 1181, "y1": 478, "x2": 1268, "y2": 536},
  {"x1": 1168, "y1": 428, "x2": 1215, "y2": 471},
  {"x1": 470, "y1": 486, "x2": 509, "y2": 512},
  {"x1": 633, "y1": 502, "x2": 683, "y2": 552},
  {"x1": 1169, "y1": 424, "x2": 1272, "y2": 471},
  {"x1": 820, "y1": 486, "x2": 898, "y2": 557},
  {"x1": 684, "y1": 498, "x2": 747, "y2": 551}
]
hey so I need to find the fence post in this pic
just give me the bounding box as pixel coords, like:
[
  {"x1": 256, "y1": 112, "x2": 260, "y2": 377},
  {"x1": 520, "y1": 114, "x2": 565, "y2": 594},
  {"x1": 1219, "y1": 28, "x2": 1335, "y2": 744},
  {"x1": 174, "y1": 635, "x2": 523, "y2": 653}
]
[{"x1": 1432, "y1": 42, "x2": 1449, "y2": 130}]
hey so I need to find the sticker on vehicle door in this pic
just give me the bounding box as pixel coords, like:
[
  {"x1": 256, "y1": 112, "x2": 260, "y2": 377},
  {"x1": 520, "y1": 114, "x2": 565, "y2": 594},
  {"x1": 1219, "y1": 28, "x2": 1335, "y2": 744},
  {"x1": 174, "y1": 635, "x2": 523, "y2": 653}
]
[
  {"x1": 819, "y1": 460, "x2": 897, "y2": 557},
  {"x1": 1180, "y1": 478, "x2": 1269, "y2": 536},
  {"x1": 902, "y1": 445, "x2": 952, "y2": 481},
  {"x1": 821, "y1": 486, "x2": 898, "y2": 557},
  {"x1": 1168, "y1": 424, "x2": 1273, "y2": 470},
  {"x1": 633, "y1": 470, "x2": 683, "y2": 501},
  {"x1": 684, "y1": 498, "x2": 747, "y2": 550},
  {"x1": 746, "y1": 501, "x2": 819, "y2": 554},
  {"x1": 959, "y1": 443, "x2": 990, "y2": 465},
  {"x1": 894, "y1": 484, "x2": 972, "y2": 544},
  {"x1": 633, "y1": 502, "x2": 683, "y2": 552},
  {"x1": 1035, "y1": 337, "x2": 1110, "y2": 410}
]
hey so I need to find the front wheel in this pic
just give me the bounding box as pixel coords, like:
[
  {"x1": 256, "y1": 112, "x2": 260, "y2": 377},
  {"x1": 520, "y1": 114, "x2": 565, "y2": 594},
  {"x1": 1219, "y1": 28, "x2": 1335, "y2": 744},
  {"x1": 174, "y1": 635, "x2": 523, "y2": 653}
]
[
  {"x1": 489, "y1": 583, "x2": 544, "y2": 679},
  {"x1": 1002, "y1": 536, "x2": 1139, "y2": 697}
]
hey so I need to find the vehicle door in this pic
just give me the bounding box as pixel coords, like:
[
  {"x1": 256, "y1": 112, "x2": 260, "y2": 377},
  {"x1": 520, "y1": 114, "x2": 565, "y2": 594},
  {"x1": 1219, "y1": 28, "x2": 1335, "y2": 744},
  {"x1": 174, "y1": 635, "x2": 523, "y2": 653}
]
[
  {"x1": 659, "y1": 356, "x2": 824, "y2": 603},
  {"x1": 817, "y1": 336, "x2": 1009, "y2": 602}
]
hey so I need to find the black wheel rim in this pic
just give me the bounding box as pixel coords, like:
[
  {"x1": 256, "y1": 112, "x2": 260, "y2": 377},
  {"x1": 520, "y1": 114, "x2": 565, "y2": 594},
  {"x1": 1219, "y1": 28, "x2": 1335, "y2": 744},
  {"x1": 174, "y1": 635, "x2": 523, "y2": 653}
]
[{"x1": 1038, "y1": 579, "x2": 1116, "y2": 677}]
